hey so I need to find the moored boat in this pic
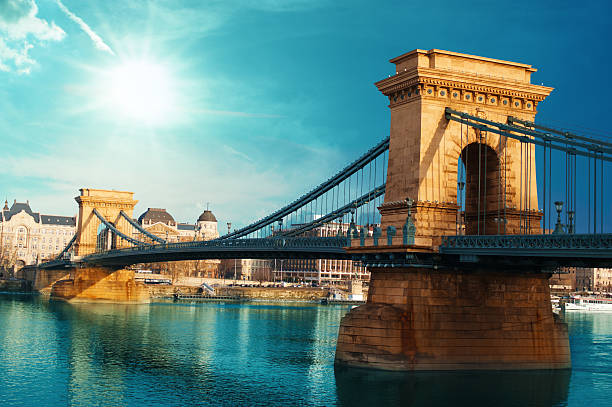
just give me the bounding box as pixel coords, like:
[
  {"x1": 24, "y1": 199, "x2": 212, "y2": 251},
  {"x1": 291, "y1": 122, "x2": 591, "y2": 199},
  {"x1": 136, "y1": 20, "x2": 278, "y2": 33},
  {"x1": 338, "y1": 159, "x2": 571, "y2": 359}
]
[{"x1": 564, "y1": 296, "x2": 612, "y2": 312}]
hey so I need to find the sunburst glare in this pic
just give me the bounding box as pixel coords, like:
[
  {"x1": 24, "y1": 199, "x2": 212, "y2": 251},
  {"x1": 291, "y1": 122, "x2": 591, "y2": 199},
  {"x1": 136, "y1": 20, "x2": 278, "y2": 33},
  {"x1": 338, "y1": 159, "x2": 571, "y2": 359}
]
[{"x1": 104, "y1": 59, "x2": 176, "y2": 124}]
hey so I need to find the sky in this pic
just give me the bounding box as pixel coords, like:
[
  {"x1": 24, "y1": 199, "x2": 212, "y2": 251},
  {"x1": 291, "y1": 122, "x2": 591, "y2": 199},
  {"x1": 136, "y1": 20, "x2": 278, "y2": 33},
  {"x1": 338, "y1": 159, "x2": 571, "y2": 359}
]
[{"x1": 0, "y1": 0, "x2": 611, "y2": 230}]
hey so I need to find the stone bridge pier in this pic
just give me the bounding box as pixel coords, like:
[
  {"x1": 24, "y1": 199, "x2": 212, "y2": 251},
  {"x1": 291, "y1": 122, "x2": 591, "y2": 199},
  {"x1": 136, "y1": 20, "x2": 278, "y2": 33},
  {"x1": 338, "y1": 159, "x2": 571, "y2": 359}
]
[{"x1": 335, "y1": 49, "x2": 570, "y2": 371}]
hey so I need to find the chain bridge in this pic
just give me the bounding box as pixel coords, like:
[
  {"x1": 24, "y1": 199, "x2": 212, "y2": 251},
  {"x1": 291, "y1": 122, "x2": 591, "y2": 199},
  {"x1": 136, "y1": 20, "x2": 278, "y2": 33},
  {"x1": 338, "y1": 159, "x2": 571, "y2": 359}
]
[{"x1": 39, "y1": 48, "x2": 612, "y2": 372}]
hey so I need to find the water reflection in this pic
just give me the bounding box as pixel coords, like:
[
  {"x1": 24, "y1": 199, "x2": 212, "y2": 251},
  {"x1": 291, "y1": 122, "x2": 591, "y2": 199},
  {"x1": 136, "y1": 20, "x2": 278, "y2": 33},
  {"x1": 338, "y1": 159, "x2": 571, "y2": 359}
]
[
  {"x1": 335, "y1": 366, "x2": 571, "y2": 407},
  {"x1": 46, "y1": 300, "x2": 218, "y2": 406},
  {"x1": 37, "y1": 299, "x2": 348, "y2": 406},
  {"x1": 5, "y1": 295, "x2": 606, "y2": 406}
]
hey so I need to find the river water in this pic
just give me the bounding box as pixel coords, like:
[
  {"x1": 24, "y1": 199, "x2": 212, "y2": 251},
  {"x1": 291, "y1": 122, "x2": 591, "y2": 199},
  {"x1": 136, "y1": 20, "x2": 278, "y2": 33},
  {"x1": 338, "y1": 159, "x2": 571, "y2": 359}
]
[{"x1": 0, "y1": 294, "x2": 610, "y2": 407}]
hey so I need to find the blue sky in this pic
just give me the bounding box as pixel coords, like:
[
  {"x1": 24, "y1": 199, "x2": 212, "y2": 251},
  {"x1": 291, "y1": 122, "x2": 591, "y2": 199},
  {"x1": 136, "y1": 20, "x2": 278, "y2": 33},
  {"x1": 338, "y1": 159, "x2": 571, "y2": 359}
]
[{"x1": 0, "y1": 0, "x2": 610, "y2": 229}]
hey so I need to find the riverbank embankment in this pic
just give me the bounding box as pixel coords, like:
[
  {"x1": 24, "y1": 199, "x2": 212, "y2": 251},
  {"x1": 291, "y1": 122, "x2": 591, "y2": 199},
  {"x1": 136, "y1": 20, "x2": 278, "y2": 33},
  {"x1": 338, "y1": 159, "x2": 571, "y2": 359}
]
[{"x1": 149, "y1": 285, "x2": 330, "y2": 301}]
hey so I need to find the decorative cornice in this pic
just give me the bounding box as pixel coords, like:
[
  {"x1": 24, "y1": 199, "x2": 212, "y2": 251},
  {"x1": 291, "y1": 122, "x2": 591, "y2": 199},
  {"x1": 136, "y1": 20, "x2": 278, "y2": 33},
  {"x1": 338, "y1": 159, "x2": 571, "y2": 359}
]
[
  {"x1": 376, "y1": 67, "x2": 552, "y2": 113},
  {"x1": 76, "y1": 197, "x2": 138, "y2": 208}
]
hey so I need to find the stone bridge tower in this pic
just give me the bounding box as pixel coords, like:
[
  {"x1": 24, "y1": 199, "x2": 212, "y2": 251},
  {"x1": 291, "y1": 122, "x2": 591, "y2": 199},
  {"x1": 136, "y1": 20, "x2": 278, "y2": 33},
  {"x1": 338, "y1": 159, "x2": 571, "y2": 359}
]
[
  {"x1": 73, "y1": 188, "x2": 138, "y2": 256},
  {"x1": 375, "y1": 49, "x2": 552, "y2": 242},
  {"x1": 335, "y1": 49, "x2": 570, "y2": 372}
]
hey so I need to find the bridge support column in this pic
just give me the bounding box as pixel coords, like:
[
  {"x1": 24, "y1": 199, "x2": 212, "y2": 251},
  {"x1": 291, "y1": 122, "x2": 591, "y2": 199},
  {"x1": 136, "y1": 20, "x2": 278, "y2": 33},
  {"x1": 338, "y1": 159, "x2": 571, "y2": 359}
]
[
  {"x1": 51, "y1": 267, "x2": 150, "y2": 303},
  {"x1": 335, "y1": 267, "x2": 570, "y2": 370}
]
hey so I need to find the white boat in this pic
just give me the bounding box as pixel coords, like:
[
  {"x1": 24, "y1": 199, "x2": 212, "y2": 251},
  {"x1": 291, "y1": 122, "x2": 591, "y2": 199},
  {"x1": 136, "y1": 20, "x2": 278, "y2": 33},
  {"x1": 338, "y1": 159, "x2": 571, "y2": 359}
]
[
  {"x1": 564, "y1": 296, "x2": 612, "y2": 312},
  {"x1": 551, "y1": 296, "x2": 561, "y2": 314}
]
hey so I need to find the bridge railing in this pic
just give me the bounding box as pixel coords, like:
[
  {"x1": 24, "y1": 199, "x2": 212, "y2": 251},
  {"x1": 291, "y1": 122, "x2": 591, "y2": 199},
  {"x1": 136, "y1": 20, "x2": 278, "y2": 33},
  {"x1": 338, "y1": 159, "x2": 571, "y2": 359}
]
[
  {"x1": 83, "y1": 236, "x2": 352, "y2": 260},
  {"x1": 440, "y1": 233, "x2": 612, "y2": 250}
]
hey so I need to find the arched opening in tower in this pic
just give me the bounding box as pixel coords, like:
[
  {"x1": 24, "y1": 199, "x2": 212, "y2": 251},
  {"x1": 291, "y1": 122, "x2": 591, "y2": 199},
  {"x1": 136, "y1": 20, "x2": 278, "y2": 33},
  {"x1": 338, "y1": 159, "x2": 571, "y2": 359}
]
[
  {"x1": 96, "y1": 223, "x2": 110, "y2": 252},
  {"x1": 458, "y1": 142, "x2": 505, "y2": 235}
]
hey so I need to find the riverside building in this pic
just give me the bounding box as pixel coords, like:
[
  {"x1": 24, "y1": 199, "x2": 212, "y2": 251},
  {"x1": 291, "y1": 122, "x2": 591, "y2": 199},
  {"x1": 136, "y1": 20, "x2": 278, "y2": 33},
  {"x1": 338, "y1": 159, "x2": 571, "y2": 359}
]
[
  {"x1": 0, "y1": 200, "x2": 76, "y2": 268},
  {"x1": 136, "y1": 207, "x2": 219, "y2": 242},
  {"x1": 575, "y1": 267, "x2": 612, "y2": 292},
  {"x1": 134, "y1": 207, "x2": 221, "y2": 277},
  {"x1": 273, "y1": 221, "x2": 370, "y2": 285}
]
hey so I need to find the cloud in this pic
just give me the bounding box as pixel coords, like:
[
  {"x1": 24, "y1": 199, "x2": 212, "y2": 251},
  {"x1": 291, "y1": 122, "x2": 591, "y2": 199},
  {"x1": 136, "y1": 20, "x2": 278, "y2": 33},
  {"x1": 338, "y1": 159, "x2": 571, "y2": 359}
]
[
  {"x1": 0, "y1": 0, "x2": 65, "y2": 73},
  {"x1": 55, "y1": 0, "x2": 114, "y2": 55},
  {"x1": 0, "y1": 38, "x2": 33, "y2": 73},
  {"x1": 223, "y1": 145, "x2": 254, "y2": 163}
]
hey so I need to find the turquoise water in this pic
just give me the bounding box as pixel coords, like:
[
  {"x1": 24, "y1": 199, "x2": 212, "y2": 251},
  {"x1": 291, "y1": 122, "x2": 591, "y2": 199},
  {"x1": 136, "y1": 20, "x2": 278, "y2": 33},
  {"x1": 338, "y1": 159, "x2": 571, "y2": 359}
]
[{"x1": 0, "y1": 295, "x2": 610, "y2": 407}]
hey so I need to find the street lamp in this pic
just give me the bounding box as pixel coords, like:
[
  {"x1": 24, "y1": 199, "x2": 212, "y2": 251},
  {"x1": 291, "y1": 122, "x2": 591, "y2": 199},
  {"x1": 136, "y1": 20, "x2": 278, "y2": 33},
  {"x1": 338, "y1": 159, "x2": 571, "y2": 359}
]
[
  {"x1": 553, "y1": 201, "x2": 564, "y2": 234},
  {"x1": 337, "y1": 214, "x2": 344, "y2": 237},
  {"x1": 193, "y1": 222, "x2": 201, "y2": 241},
  {"x1": 349, "y1": 206, "x2": 357, "y2": 238}
]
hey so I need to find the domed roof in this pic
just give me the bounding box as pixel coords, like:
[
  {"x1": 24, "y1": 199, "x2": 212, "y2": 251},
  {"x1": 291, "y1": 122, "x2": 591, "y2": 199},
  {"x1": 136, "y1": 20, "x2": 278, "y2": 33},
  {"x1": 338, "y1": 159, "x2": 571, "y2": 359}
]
[
  {"x1": 197, "y1": 210, "x2": 217, "y2": 222},
  {"x1": 138, "y1": 208, "x2": 175, "y2": 225}
]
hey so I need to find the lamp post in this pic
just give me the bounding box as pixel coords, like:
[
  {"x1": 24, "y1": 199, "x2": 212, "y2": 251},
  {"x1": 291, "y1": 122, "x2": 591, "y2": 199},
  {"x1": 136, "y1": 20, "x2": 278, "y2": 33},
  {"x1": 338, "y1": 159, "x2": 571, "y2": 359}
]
[
  {"x1": 457, "y1": 181, "x2": 465, "y2": 234},
  {"x1": 553, "y1": 201, "x2": 565, "y2": 234},
  {"x1": 349, "y1": 206, "x2": 357, "y2": 238},
  {"x1": 193, "y1": 222, "x2": 201, "y2": 241},
  {"x1": 234, "y1": 258, "x2": 237, "y2": 284}
]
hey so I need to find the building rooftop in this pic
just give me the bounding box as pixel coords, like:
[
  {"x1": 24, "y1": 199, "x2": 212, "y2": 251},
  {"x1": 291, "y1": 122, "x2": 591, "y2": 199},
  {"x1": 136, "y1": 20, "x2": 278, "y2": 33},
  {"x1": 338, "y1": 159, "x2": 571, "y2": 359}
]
[
  {"x1": 41, "y1": 215, "x2": 76, "y2": 226},
  {"x1": 138, "y1": 208, "x2": 176, "y2": 225},
  {"x1": 198, "y1": 210, "x2": 217, "y2": 223},
  {"x1": 1, "y1": 200, "x2": 75, "y2": 225}
]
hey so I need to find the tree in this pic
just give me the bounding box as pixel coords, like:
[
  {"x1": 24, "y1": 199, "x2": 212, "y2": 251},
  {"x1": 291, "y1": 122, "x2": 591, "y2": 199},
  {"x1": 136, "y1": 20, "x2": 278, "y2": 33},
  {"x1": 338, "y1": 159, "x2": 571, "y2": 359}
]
[{"x1": 0, "y1": 243, "x2": 19, "y2": 278}]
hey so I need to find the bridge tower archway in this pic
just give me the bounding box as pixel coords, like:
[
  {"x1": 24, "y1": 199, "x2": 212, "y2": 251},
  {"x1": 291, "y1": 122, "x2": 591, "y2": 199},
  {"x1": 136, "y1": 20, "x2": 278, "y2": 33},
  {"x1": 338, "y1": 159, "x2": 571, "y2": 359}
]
[
  {"x1": 74, "y1": 189, "x2": 138, "y2": 256},
  {"x1": 459, "y1": 142, "x2": 503, "y2": 235}
]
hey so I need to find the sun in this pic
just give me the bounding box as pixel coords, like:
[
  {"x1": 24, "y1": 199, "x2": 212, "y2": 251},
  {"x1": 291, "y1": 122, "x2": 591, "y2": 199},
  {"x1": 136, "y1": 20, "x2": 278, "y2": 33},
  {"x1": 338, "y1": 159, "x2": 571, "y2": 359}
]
[{"x1": 105, "y1": 59, "x2": 175, "y2": 123}]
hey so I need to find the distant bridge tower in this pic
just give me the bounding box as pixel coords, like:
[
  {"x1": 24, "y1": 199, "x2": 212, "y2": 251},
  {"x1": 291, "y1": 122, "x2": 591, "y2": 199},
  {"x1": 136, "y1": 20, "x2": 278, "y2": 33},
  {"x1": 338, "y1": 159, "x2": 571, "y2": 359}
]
[
  {"x1": 74, "y1": 189, "x2": 138, "y2": 256},
  {"x1": 376, "y1": 49, "x2": 552, "y2": 241}
]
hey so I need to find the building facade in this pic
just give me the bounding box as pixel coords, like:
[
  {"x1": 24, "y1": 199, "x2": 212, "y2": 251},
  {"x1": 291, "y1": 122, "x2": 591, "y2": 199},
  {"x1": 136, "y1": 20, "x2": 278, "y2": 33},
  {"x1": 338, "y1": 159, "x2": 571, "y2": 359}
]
[
  {"x1": 134, "y1": 207, "x2": 221, "y2": 277},
  {"x1": 0, "y1": 200, "x2": 76, "y2": 269},
  {"x1": 136, "y1": 208, "x2": 219, "y2": 242},
  {"x1": 575, "y1": 268, "x2": 612, "y2": 292},
  {"x1": 219, "y1": 258, "x2": 272, "y2": 281},
  {"x1": 273, "y1": 221, "x2": 370, "y2": 285}
]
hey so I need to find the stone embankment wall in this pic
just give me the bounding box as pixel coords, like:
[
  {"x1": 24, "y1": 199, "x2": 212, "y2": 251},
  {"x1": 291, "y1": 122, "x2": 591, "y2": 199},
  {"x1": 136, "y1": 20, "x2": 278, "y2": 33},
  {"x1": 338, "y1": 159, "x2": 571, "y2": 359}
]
[
  {"x1": 149, "y1": 285, "x2": 329, "y2": 301},
  {"x1": 218, "y1": 286, "x2": 328, "y2": 301},
  {"x1": 0, "y1": 279, "x2": 32, "y2": 292}
]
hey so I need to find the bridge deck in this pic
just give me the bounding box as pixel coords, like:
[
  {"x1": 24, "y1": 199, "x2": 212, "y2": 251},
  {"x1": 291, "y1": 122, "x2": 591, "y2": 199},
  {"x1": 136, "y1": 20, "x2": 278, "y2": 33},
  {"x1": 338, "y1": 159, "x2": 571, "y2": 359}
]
[{"x1": 38, "y1": 233, "x2": 612, "y2": 269}]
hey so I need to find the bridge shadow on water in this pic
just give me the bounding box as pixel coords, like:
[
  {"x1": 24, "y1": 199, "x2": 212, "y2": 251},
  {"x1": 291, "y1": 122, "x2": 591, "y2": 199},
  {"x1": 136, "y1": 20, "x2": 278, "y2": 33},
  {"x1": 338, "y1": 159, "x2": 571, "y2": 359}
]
[{"x1": 334, "y1": 365, "x2": 571, "y2": 407}]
